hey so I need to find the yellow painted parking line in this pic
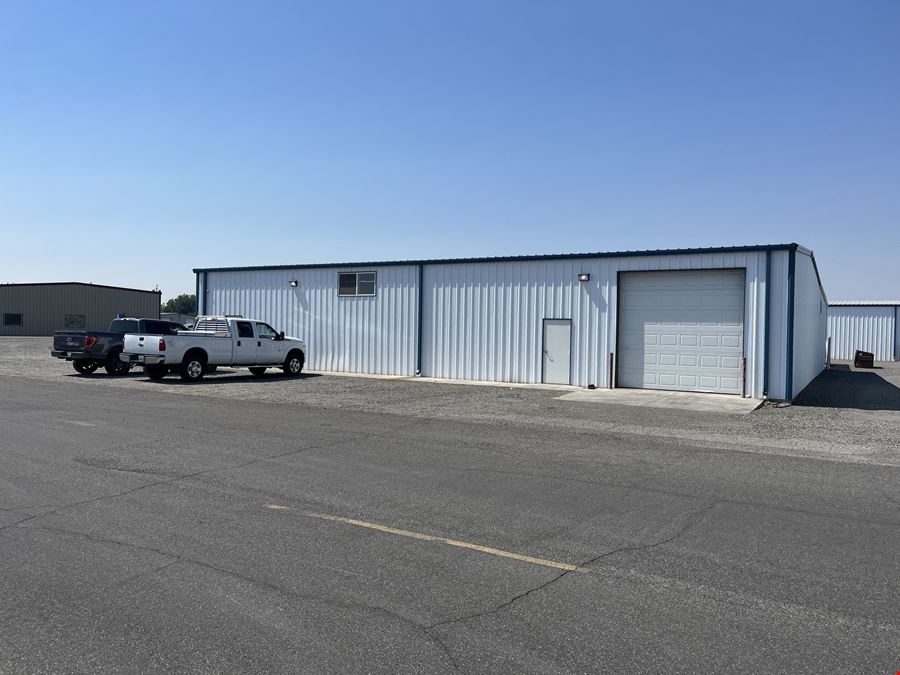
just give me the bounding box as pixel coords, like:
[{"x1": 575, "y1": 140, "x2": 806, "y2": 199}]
[{"x1": 265, "y1": 505, "x2": 590, "y2": 573}]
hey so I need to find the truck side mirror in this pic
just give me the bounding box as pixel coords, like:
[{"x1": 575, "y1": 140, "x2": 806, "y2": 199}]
[{"x1": 279, "y1": 331, "x2": 285, "y2": 341}]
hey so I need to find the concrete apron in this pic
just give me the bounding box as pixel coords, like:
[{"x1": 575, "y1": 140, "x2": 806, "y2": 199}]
[{"x1": 556, "y1": 388, "x2": 763, "y2": 414}]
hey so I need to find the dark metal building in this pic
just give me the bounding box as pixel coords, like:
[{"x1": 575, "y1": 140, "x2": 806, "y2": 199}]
[{"x1": 0, "y1": 283, "x2": 161, "y2": 336}]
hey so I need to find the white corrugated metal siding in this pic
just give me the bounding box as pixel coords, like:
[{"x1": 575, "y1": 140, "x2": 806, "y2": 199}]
[
  {"x1": 422, "y1": 250, "x2": 776, "y2": 397},
  {"x1": 199, "y1": 245, "x2": 817, "y2": 399},
  {"x1": 828, "y1": 305, "x2": 897, "y2": 361},
  {"x1": 765, "y1": 250, "x2": 790, "y2": 400},
  {"x1": 204, "y1": 266, "x2": 419, "y2": 375},
  {"x1": 791, "y1": 250, "x2": 828, "y2": 396}
]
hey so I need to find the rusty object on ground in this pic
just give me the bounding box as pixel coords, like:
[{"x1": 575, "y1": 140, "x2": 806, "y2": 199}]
[{"x1": 853, "y1": 350, "x2": 875, "y2": 368}]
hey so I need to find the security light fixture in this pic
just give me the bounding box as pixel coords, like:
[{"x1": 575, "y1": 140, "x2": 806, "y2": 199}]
[
  {"x1": 577, "y1": 273, "x2": 591, "y2": 282},
  {"x1": 288, "y1": 280, "x2": 299, "y2": 287}
]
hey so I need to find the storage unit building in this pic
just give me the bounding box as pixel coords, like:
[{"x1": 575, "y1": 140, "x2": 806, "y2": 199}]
[
  {"x1": 0, "y1": 283, "x2": 161, "y2": 336},
  {"x1": 828, "y1": 301, "x2": 900, "y2": 362},
  {"x1": 195, "y1": 243, "x2": 828, "y2": 400}
]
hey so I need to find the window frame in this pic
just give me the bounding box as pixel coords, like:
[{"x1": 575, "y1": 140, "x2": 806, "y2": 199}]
[{"x1": 337, "y1": 271, "x2": 377, "y2": 297}]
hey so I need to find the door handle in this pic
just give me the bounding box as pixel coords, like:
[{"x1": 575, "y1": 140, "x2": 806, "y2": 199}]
[
  {"x1": 257, "y1": 341, "x2": 261, "y2": 347},
  {"x1": 237, "y1": 340, "x2": 241, "y2": 346}
]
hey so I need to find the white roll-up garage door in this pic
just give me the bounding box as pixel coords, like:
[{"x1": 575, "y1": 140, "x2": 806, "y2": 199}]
[{"x1": 617, "y1": 269, "x2": 745, "y2": 394}]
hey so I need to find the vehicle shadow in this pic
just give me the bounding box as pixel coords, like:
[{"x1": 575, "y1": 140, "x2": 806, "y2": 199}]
[
  {"x1": 792, "y1": 366, "x2": 900, "y2": 411},
  {"x1": 144, "y1": 372, "x2": 322, "y2": 385},
  {"x1": 65, "y1": 371, "x2": 145, "y2": 379}
]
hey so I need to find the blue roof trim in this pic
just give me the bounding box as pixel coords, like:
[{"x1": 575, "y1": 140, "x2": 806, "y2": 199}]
[
  {"x1": 193, "y1": 243, "x2": 801, "y2": 274},
  {"x1": 793, "y1": 246, "x2": 828, "y2": 304}
]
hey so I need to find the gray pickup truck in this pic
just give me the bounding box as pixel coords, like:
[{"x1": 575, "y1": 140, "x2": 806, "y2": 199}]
[{"x1": 52, "y1": 317, "x2": 188, "y2": 375}]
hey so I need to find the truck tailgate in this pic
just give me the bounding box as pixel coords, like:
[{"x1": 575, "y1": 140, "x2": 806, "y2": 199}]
[
  {"x1": 53, "y1": 332, "x2": 86, "y2": 350},
  {"x1": 123, "y1": 333, "x2": 165, "y2": 356}
]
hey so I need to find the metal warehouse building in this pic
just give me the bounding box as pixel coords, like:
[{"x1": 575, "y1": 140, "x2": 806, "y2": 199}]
[
  {"x1": 194, "y1": 243, "x2": 827, "y2": 401},
  {"x1": 828, "y1": 301, "x2": 900, "y2": 362},
  {"x1": 0, "y1": 283, "x2": 161, "y2": 336}
]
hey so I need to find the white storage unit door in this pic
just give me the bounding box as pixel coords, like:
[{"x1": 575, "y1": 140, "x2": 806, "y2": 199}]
[{"x1": 617, "y1": 269, "x2": 745, "y2": 394}]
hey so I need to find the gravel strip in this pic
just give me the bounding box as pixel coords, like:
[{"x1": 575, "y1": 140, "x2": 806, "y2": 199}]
[{"x1": 4, "y1": 337, "x2": 900, "y2": 466}]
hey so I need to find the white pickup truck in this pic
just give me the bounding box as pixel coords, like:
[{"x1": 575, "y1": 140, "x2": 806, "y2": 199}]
[{"x1": 121, "y1": 316, "x2": 306, "y2": 382}]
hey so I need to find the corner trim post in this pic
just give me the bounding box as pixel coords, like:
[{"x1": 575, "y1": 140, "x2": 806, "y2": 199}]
[
  {"x1": 785, "y1": 246, "x2": 797, "y2": 400},
  {"x1": 415, "y1": 264, "x2": 424, "y2": 375},
  {"x1": 763, "y1": 250, "x2": 771, "y2": 397}
]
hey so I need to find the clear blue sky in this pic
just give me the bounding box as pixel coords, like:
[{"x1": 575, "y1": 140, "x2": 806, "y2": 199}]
[{"x1": 1, "y1": 1, "x2": 898, "y2": 300}]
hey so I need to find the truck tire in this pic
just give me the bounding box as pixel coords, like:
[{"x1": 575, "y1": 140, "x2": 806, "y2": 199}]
[
  {"x1": 179, "y1": 351, "x2": 206, "y2": 382},
  {"x1": 73, "y1": 360, "x2": 99, "y2": 375},
  {"x1": 249, "y1": 367, "x2": 267, "y2": 376},
  {"x1": 282, "y1": 351, "x2": 304, "y2": 377},
  {"x1": 104, "y1": 349, "x2": 132, "y2": 376},
  {"x1": 145, "y1": 364, "x2": 167, "y2": 380}
]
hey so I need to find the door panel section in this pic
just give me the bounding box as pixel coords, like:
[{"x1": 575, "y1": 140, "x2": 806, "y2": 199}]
[
  {"x1": 255, "y1": 322, "x2": 284, "y2": 365},
  {"x1": 233, "y1": 321, "x2": 258, "y2": 365}
]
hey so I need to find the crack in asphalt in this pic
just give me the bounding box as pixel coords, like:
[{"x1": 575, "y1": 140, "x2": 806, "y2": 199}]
[
  {"x1": 0, "y1": 429, "x2": 378, "y2": 535},
  {"x1": 444, "y1": 463, "x2": 900, "y2": 529},
  {"x1": 104, "y1": 560, "x2": 181, "y2": 591},
  {"x1": 1, "y1": 419, "x2": 459, "y2": 669},
  {"x1": 0, "y1": 417, "x2": 428, "y2": 525},
  {"x1": 426, "y1": 499, "x2": 719, "y2": 632},
  {"x1": 585, "y1": 499, "x2": 720, "y2": 564},
  {"x1": 18, "y1": 523, "x2": 459, "y2": 672}
]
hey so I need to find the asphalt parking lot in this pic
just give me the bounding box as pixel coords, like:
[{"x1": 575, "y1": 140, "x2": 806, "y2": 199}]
[{"x1": 2, "y1": 337, "x2": 900, "y2": 673}]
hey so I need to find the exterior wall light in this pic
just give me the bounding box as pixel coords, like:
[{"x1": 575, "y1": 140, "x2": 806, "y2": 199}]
[
  {"x1": 577, "y1": 273, "x2": 591, "y2": 282},
  {"x1": 288, "y1": 280, "x2": 299, "y2": 287}
]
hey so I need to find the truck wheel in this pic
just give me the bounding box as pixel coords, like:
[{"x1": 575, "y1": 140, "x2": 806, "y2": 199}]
[
  {"x1": 104, "y1": 350, "x2": 132, "y2": 376},
  {"x1": 249, "y1": 367, "x2": 267, "y2": 376},
  {"x1": 282, "y1": 351, "x2": 304, "y2": 377},
  {"x1": 179, "y1": 352, "x2": 206, "y2": 382},
  {"x1": 145, "y1": 364, "x2": 167, "y2": 380},
  {"x1": 73, "y1": 360, "x2": 99, "y2": 375}
]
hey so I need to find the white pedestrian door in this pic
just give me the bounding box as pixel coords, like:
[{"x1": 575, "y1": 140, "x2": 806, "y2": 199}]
[
  {"x1": 617, "y1": 270, "x2": 745, "y2": 394},
  {"x1": 543, "y1": 319, "x2": 572, "y2": 385}
]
